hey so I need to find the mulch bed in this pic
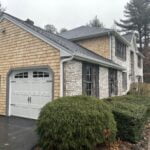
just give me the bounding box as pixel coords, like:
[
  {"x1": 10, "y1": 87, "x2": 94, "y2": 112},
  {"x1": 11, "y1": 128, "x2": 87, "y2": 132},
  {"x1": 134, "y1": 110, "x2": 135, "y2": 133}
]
[{"x1": 33, "y1": 121, "x2": 150, "y2": 150}]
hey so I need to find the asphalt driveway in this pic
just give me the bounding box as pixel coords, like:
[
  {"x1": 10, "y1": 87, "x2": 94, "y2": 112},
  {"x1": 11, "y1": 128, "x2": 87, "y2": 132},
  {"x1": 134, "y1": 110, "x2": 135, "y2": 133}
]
[{"x1": 0, "y1": 116, "x2": 38, "y2": 150}]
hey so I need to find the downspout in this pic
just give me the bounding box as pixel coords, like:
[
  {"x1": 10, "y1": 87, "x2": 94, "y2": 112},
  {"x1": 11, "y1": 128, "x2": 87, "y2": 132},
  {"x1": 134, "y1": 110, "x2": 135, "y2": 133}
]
[
  {"x1": 60, "y1": 56, "x2": 74, "y2": 97},
  {"x1": 108, "y1": 32, "x2": 113, "y2": 60}
]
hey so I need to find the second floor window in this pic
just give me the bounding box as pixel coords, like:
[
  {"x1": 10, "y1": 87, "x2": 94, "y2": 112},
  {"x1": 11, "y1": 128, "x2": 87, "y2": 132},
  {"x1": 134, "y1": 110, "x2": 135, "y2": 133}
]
[
  {"x1": 137, "y1": 55, "x2": 142, "y2": 68},
  {"x1": 115, "y1": 39, "x2": 126, "y2": 60}
]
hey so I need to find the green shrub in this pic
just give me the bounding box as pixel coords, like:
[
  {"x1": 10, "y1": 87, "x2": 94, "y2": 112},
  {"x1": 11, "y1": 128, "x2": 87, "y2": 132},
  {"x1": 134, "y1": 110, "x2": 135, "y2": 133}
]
[
  {"x1": 37, "y1": 96, "x2": 117, "y2": 150},
  {"x1": 105, "y1": 95, "x2": 150, "y2": 118},
  {"x1": 105, "y1": 100, "x2": 148, "y2": 143}
]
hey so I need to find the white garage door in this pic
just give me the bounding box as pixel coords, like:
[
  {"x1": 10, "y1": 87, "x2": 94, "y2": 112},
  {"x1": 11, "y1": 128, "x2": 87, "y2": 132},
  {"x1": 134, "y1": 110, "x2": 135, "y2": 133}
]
[{"x1": 9, "y1": 68, "x2": 53, "y2": 119}]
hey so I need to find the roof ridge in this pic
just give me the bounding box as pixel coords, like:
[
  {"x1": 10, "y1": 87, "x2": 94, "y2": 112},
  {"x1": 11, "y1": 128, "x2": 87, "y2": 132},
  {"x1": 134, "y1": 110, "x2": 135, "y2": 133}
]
[{"x1": 1, "y1": 12, "x2": 124, "y2": 70}]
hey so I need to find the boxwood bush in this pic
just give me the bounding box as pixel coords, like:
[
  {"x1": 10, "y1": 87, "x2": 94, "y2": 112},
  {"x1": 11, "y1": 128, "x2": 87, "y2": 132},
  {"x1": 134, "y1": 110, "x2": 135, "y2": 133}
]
[
  {"x1": 105, "y1": 95, "x2": 150, "y2": 118},
  {"x1": 37, "y1": 96, "x2": 117, "y2": 150},
  {"x1": 105, "y1": 99, "x2": 148, "y2": 143}
]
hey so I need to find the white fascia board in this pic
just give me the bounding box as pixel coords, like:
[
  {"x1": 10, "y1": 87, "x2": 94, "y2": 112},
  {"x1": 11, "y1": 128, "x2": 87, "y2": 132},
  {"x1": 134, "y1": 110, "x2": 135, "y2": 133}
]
[
  {"x1": 0, "y1": 15, "x2": 72, "y2": 57},
  {"x1": 112, "y1": 31, "x2": 130, "y2": 46},
  {"x1": 136, "y1": 51, "x2": 145, "y2": 58},
  {"x1": 74, "y1": 55, "x2": 125, "y2": 71}
]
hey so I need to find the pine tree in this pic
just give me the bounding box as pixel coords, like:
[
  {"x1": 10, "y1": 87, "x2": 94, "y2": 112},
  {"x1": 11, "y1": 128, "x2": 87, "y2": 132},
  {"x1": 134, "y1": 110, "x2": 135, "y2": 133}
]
[{"x1": 115, "y1": 0, "x2": 150, "y2": 50}]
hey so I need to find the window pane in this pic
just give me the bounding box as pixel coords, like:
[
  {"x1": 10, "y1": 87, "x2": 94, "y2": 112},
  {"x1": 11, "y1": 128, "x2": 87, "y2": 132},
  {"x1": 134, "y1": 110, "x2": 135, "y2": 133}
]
[
  {"x1": 82, "y1": 63, "x2": 99, "y2": 97},
  {"x1": 15, "y1": 72, "x2": 28, "y2": 78},
  {"x1": 115, "y1": 39, "x2": 126, "y2": 60},
  {"x1": 33, "y1": 71, "x2": 49, "y2": 78}
]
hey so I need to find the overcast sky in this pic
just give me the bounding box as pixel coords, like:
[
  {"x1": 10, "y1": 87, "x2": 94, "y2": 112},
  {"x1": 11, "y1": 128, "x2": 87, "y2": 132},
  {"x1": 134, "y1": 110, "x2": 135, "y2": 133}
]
[{"x1": 1, "y1": 0, "x2": 130, "y2": 31}]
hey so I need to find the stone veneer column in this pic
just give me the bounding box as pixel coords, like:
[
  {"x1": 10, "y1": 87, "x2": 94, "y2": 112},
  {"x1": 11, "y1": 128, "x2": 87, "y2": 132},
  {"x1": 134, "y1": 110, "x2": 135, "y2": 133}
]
[{"x1": 63, "y1": 60, "x2": 82, "y2": 96}]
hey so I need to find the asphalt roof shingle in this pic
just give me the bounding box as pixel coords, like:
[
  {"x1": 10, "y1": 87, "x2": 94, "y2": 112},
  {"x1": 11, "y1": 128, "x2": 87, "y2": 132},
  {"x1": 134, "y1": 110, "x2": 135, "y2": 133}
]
[
  {"x1": 122, "y1": 33, "x2": 134, "y2": 42},
  {"x1": 59, "y1": 26, "x2": 112, "y2": 40},
  {"x1": 1, "y1": 13, "x2": 124, "y2": 70}
]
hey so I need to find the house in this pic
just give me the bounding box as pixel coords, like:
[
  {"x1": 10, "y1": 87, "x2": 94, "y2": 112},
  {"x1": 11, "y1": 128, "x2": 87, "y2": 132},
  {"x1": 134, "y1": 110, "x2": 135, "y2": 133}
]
[{"x1": 0, "y1": 13, "x2": 143, "y2": 119}]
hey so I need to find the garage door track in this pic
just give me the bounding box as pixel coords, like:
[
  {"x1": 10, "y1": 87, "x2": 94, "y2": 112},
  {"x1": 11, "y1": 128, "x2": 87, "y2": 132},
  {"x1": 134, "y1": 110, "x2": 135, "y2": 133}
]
[{"x1": 0, "y1": 116, "x2": 38, "y2": 150}]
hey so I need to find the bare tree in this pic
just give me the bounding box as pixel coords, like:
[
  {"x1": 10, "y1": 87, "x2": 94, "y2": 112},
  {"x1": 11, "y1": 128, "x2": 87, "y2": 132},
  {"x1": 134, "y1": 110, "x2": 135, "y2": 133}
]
[
  {"x1": 87, "y1": 16, "x2": 104, "y2": 28},
  {"x1": 44, "y1": 24, "x2": 57, "y2": 34},
  {"x1": 0, "y1": 2, "x2": 5, "y2": 16},
  {"x1": 60, "y1": 28, "x2": 68, "y2": 33}
]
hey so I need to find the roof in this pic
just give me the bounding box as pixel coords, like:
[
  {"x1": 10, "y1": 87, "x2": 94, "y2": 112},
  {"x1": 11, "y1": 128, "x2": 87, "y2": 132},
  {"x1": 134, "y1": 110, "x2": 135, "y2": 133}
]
[
  {"x1": 59, "y1": 26, "x2": 130, "y2": 46},
  {"x1": 122, "y1": 32, "x2": 134, "y2": 42},
  {"x1": 59, "y1": 26, "x2": 112, "y2": 40},
  {"x1": 0, "y1": 13, "x2": 124, "y2": 70},
  {"x1": 123, "y1": 32, "x2": 145, "y2": 58}
]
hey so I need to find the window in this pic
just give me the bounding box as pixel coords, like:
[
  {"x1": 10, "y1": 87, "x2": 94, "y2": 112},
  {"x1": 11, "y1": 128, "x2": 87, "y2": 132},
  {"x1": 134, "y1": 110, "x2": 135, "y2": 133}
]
[
  {"x1": 109, "y1": 69, "x2": 118, "y2": 96},
  {"x1": 15, "y1": 72, "x2": 28, "y2": 78},
  {"x1": 115, "y1": 39, "x2": 126, "y2": 60},
  {"x1": 82, "y1": 63, "x2": 99, "y2": 97},
  {"x1": 137, "y1": 76, "x2": 142, "y2": 83},
  {"x1": 138, "y1": 55, "x2": 142, "y2": 68},
  {"x1": 33, "y1": 71, "x2": 49, "y2": 78},
  {"x1": 122, "y1": 72, "x2": 127, "y2": 91}
]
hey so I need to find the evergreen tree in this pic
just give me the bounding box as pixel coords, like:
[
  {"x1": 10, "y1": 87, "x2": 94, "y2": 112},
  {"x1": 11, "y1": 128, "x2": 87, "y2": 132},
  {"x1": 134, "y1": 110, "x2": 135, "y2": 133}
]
[{"x1": 115, "y1": 0, "x2": 150, "y2": 50}]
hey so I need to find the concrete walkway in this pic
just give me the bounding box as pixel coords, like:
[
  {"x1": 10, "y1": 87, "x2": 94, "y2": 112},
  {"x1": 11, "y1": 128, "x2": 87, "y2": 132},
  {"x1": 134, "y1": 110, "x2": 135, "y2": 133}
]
[{"x1": 0, "y1": 116, "x2": 38, "y2": 150}]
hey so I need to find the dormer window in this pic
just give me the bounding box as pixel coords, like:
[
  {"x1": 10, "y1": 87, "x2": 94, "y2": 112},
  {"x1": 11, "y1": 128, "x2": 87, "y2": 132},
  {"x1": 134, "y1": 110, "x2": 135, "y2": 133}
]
[{"x1": 115, "y1": 39, "x2": 126, "y2": 60}]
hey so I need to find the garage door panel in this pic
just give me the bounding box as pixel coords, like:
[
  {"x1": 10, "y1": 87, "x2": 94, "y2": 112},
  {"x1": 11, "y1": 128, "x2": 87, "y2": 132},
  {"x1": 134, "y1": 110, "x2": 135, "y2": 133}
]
[
  {"x1": 11, "y1": 105, "x2": 41, "y2": 119},
  {"x1": 9, "y1": 68, "x2": 52, "y2": 119}
]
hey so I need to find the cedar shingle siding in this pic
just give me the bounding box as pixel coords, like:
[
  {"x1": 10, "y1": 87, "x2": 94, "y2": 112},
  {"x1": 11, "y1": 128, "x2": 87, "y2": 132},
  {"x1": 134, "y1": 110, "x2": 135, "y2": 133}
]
[
  {"x1": 0, "y1": 19, "x2": 60, "y2": 115},
  {"x1": 77, "y1": 36, "x2": 110, "y2": 59}
]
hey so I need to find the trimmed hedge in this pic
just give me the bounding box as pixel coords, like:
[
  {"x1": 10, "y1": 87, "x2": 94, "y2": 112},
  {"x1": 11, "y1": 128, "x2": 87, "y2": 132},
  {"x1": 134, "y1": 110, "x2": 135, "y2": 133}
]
[
  {"x1": 37, "y1": 96, "x2": 117, "y2": 150},
  {"x1": 106, "y1": 95, "x2": 150, "y2": 118},
  {"x1": 104, "y1": 97, "x2": 148, "y2": 143}
]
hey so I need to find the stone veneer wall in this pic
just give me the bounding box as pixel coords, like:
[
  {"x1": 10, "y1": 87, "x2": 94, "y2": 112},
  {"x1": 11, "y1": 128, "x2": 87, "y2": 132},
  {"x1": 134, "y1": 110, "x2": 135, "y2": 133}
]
[
  {"x1": 111, "y1": 35, "x2": 130, "y2": 92},
  {"x1": 63, "y1": 60, "x2": 82, "y2": 96},
  {"x1": 111, "y1": 35, "x2": 143, "y2": 93},
  {"x1": 64, "y1": 61, "x2": 111, "y2": 99},
  {"x1": 118, "y1": 71, "x2": 123, "y2": 96},
  {"x1": 99, "y1": 67, "x2": 109, "y2": 98}
]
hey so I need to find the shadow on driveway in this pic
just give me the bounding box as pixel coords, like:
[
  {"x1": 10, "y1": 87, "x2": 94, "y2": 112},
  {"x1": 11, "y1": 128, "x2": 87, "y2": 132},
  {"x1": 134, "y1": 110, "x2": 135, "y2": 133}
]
[{"x1": 0, "y1": 116, "x2": 38, "y2": 150}]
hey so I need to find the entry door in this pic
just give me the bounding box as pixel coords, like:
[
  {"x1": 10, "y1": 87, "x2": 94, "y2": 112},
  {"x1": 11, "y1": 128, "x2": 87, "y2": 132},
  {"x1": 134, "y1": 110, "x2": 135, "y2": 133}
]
[
  {"x1": 9, "y1": 69, "x2": 52, "y2": 119},
  {"x1": 109, "y1": 69, "x2": 118, "y2": 97}
]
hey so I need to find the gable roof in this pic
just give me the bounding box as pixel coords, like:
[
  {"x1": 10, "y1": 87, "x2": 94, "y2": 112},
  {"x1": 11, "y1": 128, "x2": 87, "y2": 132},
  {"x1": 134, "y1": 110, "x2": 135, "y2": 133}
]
[
  {"x1": 60, "y1": 26, "x2": 112, "y2": 40},
  {"x1": 122, "y1": 32, "x2": 134, "y2": 43},
  {"x1": 0, "y1": 13, "x2": 124, "y2": 70},
  {"x1": 123, "y1": 32, "x2": 144, "y2": 58},
  {"x1": 59, "y1": 26, "x2": 130, "y2": 46}
]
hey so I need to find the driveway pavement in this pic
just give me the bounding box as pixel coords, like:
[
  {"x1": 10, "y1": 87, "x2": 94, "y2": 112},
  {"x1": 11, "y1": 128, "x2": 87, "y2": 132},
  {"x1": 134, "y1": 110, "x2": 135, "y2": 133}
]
[{"x1": 0, "y1": 116, "x2": 38, "y2": 150}]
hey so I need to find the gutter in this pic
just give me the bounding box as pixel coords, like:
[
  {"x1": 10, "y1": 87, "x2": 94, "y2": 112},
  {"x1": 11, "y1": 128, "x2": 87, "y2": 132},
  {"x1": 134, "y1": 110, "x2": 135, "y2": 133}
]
[
  {"x1": 108, "y1": 32, "x2": 113, "y2": 60},
  {"x1": 60, "y1": 56, "x2": 74, "y2": 97},
  {"x1": 60, "y1": 53, "x2": 125, "y2": 97},
  {"x1": 74, "y1": 55, "x2": 125, "y2": 71}
]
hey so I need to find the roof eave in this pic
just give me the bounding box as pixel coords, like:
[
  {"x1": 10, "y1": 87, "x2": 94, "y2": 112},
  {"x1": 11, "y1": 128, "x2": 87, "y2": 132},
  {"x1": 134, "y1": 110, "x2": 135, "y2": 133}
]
[
  {"x1": 136, "y1": 52, "x2": 145, "y2": 58},
  {"x1": 74, "y1": 55, "x2": 125, "y2": 71},
  {"x1": 69, "y1": 31, "x2": 112, "y2": 42},
  {"x1": 112, "y1": 31, "x2": 130, "y2": 46},
  {"x1": 68, "y1": 30, "x2": 130, "y2": 46}
]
